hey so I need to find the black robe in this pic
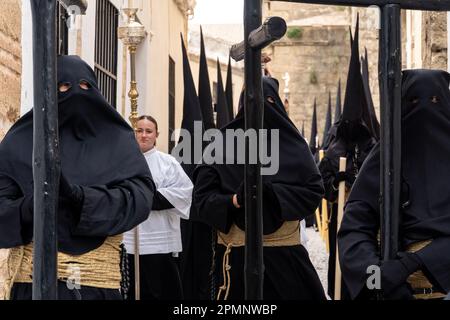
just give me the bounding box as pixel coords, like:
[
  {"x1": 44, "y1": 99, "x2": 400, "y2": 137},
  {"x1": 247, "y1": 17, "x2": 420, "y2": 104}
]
[
  {"x1": 193, "y1": 77, "x2": 326, "y2": 300},
  {"x1": 318, "y1": 128, "x2": 375, "y2": 299},
  {"x1": 318, "y1": 18, "x2": 378, "y2": 299},
  {"x1": 0, "y1": 56, "x2": 155, "y2": 300},
  {"x1": 178, "y1": 37, "x2": 213, "y2": 300},
  {"x1": 338, "y1": 69, "x2": 450, "y2": 299}
]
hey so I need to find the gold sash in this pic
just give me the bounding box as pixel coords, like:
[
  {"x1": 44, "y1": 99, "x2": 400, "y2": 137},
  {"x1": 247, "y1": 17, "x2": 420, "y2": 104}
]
[
  {"x1": 1, "y1": 235, "x2": 122, "y2": 300},
  {"x1": 217, "y1": 220, "x2": 301, "y2": 248},
  {"x1": 216, "y1": 221, "x2": 301, "y2": 300}
]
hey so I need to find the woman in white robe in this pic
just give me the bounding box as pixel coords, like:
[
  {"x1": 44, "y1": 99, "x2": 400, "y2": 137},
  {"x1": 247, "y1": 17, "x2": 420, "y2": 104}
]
[{"x1": 123, "y1": 115, "x2": 193, "y2": 300}]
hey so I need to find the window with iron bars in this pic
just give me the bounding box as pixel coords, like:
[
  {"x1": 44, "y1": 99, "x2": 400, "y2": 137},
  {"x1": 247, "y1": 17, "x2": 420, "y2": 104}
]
[{"x1": 95, "y1": 0, "x2": 118, "y2": 108}]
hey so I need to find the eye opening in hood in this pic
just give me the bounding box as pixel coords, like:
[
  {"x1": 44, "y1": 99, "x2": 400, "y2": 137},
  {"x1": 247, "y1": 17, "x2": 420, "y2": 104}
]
[
  {"x1": 58, "y1": 82, "x2": 72, "y2": 93},
  {"x1": 79, "y1": 79, "x2": 92, "y2": 91}
]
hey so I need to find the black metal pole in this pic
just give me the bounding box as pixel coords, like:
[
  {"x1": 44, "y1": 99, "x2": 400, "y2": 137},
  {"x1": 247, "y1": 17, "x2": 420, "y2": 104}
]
[
  {"x1": 244, "y1": 0, "x2": 264, "y2": 300},
  {"x1": 379, "y1": 4, "x2": 401, "y2": 262},
  {"x1": 30, "y1": 0, "x2": 59, "y2": 300}
]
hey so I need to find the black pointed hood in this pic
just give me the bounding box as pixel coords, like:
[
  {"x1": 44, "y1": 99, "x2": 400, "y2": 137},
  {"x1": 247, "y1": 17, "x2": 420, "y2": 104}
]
[
  {"x1": 361, "y1": 48, "x2": 380, "y2": 140},
  {"x1": 338, "y1": 15, "x2": 372, "y2": 144},
  {"x1": 322, "y1": 92, "x2": 333, "y2": 146},
  {"x1": 216, "y1": 59, "x2": 231, "y2": 128},
  {"x1": 319, "y1": 20, "x2": 377, "y2": 193},
  {"x1": 335, "y1": 79, "x2": 342, "y2": 122},
  {"x1": 225, "y1": 55, "x2": 235, "y2": 121},
  {"x1": 180, "y1": 35, "x2": 203, "y2": 179},
  {"x1": 347, "y1": 68, "x2": 450, "y2": 250},
  {"x1": 198, "y1": 27, "x2": 215, "y2": 130},
  {"x1": 0, "y1": 55, "x2": 153, "y2": 254},
  {"x1": 349, "y1": 26, "x2": 354, "y2": 48},
  {"x1": 309, "y1": 99, "x2": 319, "y2": 155}
]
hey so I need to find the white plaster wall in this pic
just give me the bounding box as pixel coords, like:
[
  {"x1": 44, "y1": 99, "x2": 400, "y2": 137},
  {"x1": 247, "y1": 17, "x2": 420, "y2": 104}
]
[
  {"x1": 20, "y1": 0, "x2": 33, "y2": 115},
  {"x1": 20, "y1": 0, "x2": 190, "y2": 154}
]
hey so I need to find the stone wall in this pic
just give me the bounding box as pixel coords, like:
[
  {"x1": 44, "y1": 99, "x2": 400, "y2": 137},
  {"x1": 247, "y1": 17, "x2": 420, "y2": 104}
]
[
  {"x1": 266, "y1": 26, "x2": 351, "y2": 140},
  {"x1": 0, "y1": 1, "x2": 20, "y2": 295},
  {"x1": 0, "y1": 0, "x2": 21, "y2": 140},
  {"x1": 422, "y1": 11, "x2": 447, "y2": 70},
  {"x1": 264, "y1": 2, "x2": 380, "y2": 143}
]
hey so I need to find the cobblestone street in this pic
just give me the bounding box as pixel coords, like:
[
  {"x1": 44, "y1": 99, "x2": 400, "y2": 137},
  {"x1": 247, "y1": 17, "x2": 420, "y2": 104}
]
[{"x1": 305, "y1": 227, "x2": 330, "y2": 299}]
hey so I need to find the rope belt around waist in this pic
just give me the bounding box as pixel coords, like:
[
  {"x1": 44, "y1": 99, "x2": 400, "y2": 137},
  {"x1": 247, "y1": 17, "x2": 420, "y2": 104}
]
[
  {"x1": 406, "y1": 240, "x2": 446, "y2": 300},
  {"x1": 10, "y1": 235, "x2": 122, "y2": 294},
  {"x1": 217, "y1": 220, "x2": 301, "y2": 248},
  {"x1": 216, "y1": 220, "x2": 301, "y2": 300}
]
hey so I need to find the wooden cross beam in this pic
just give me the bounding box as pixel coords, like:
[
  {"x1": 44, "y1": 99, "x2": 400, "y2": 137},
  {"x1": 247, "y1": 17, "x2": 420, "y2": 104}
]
[
  {"x1": 273, "y1": 0, "x2": 450, "y2": 11},
  {"x1": 230, "y1": 16, "x2": 287, "y2": 62}
]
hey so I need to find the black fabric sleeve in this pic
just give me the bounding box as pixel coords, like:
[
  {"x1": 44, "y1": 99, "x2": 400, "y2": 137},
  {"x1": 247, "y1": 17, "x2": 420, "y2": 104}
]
[
  {"x1": 71, "y1": 176, "x2": 155, "y2": 237},
  {"x1": 337, "y1": 199, "x2": 381, "y2": 300},
  {"x1": 269, "y1": 172, "x2": 325, "y2": 222},
  {"x1": 152, "y1": 191, "x2": 175, "y2": 211},
  {"x1": 193, "y1": 167, "x2": 238, "y2": 233},
  {"x1": 0, "y1": 175, "x2": 33, "y2": 248}
]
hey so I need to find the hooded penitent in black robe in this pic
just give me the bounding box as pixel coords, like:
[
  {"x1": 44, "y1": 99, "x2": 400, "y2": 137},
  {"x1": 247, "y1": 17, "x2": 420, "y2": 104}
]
[
  {"x1": 178, "y1": 36, "x2": 213, "y2": 300},
  {"x1": 225, "y1": 56, "x2": 235, "y2": 121},
  {"x1": 322, "y1": 92, "x2": 333, "y2": 148},
  {"x1": 0, "y1": 55, "x2": 155, "y2": 300},
  {"x1": 305, "y1": 100, "x2": 320, "y2": 228},
  {"x1": 216, "y1": 59, "x2": 231, "y2": 129},
  {"x1": 318, "y1": 17, "x2": 378, "y2": 300},
  {"x1": 338, "y1": 69, "x2": 450, "y2": 300},
  {"x1": 335, "y1": 79, "x2": 342, "y2": 122},
  {"x1": 193, "y1": 77, "x2": 326, "y2": 300},
  {"x1": 198, "y1": 27, "x2": 215, "y2": 132}
]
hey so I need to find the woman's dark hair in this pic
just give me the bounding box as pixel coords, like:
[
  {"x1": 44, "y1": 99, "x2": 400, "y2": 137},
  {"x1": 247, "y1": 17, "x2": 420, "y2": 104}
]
[{"x1": 137, "y1": 115, "x2": 158, "y2": 132}]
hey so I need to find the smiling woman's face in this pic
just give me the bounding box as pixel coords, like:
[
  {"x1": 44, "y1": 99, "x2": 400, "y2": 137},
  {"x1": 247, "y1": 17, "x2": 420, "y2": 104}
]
[{"x1": 135, "y1": 119, "x2": 159, "y2": 153}]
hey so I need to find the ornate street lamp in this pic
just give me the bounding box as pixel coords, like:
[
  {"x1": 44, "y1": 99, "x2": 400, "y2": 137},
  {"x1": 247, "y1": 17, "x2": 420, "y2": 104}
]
[{"x1": 118, "y1": 0, "x2": 146, "y2": 128}]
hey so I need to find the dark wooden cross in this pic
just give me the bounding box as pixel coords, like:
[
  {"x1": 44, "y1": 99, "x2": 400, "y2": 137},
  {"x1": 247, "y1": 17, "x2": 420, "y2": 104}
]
[{"x1": 240, "y1": 0, "x2": 450, "y2": 300}]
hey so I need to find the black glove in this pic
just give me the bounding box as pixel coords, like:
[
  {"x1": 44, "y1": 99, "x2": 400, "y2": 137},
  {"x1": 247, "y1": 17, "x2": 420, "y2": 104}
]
[
  {"x1": 381, "y1": 252, "x2": 422, "y2": 296},
  {"x1": 332, "y1": 171, "x2": 356, "y2": 189},
  {"x1": 60, "y1": 173, "x2": 84, "y2": 209},
  {"x1": 235, "y1": 181, "x2": 245, "y2": 208},
  {"x1": 20, "y1": 195, "x2": 34, "y2": 225},
  {"x1": 332, "y1": 171, "x2": 347, "y2": 189}
]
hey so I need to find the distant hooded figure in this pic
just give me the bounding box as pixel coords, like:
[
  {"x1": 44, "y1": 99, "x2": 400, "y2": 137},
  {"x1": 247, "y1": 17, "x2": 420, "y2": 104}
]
[
  {"x1": 178, "y1": 36, "x2": 213, "y2": 301},
  {"x1": 309, "y1": 99, "x2": 319, "y2": 158},
  {"x1": 193, "y1": 77, "x2": 326, "y2": 300},
  {"x1": 318, "y1": 17, "x2": 378, "y2": 300},
  {"x1": 338, "y1": 69, "x2": 450, "y2": 300},
  {"x1": 0, "y1": 55, "x2": 155, "y2": 300}
]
